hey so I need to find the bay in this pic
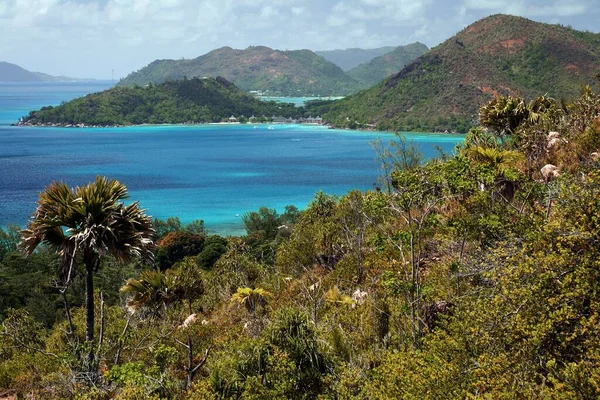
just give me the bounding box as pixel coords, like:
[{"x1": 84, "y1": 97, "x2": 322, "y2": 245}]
[{"x1": 0, "y1": 83, "x2": 463, "y2": 235}]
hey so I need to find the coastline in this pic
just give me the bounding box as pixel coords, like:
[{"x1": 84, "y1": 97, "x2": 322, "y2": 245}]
[
  {"x1": 12, "y1": 120, "x2": 330, "y2": 129},
  {"x1": 12, "y1": 120, "x2": 466, "y2": 134}
]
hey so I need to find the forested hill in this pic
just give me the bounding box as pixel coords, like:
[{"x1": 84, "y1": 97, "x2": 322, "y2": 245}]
[
  {"x1": 118, "y1": 46, "x2": 361, "y2": 96},
  {"x1": 315, "y1": 46, "x2": 396, "y2": 71},
  {"x1": 323, "y1": 14, "x2": 600, "y2": 132},
  {"x1": 347, "y1": 42, "x2": 430, "y2": 87},
  {"x1": 19, "y1": 77, "x2": 300, "y2": 126}
]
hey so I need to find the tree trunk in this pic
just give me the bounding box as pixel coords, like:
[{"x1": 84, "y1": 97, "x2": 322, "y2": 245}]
[
  {"x1": 85, "y1": 261, "x2": 95, "y2": 372},
  {"x1": 186, "y1": 334, "x2": 194, "y2": 388}
]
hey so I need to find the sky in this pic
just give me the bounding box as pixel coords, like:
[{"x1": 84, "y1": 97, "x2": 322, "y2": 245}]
[{"x1": 0, "y1": 0, "x2": 598, "y2": 79}]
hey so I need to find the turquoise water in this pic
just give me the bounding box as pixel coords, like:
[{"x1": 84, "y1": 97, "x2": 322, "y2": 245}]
[
  {"x1": 259, "y1": 96, "x2": 345, "y2": 107},
  {"x1": 0, "y1": 83, "x2": 463, "y2": 235}
]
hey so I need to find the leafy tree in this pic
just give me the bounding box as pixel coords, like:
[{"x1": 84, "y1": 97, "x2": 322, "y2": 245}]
[
  {"x1": 156, "y1": 231, "x2": 205, "y2": 270},
  {"x1": 196, "y1": 235, "x2": 228, "y2": 270},
  {"x1": 243, "y1": 206, "x2": 280, "y2": 240},
  {"x1": 231, "y1": 287, "x2": 272, "y2": 319}
]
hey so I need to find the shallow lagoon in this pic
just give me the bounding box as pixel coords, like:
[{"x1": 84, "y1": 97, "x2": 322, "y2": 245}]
[{"x1": 0, "y1": 83, "x2": 463, "y2": 235}]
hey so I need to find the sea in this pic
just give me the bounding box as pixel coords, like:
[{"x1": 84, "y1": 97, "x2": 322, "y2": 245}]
[{"x1": 0, "y1": 82, "x2": 463, "y2": 235}]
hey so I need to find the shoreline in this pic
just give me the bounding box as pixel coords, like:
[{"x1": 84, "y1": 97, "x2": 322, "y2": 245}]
[
  {"x1": 11, "y1": 120, "x2": 466, "y2": 134},
  {"x1": 12, "y1": 121, "x2": 330, "y2": 129}
]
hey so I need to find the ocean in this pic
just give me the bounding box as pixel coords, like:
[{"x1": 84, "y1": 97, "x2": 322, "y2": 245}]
[{"x1": 0, "y1": 82, "x2": 463, "y2": 235}]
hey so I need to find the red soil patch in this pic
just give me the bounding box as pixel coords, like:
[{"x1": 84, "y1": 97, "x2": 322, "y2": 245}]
[
  {"x1": 478, "y1": 38, "x2": 525, "y2": 55},
  {"x1": 478, "y1": 86, "x2": 500, "y2": 97},
  {"x1": 565, "y1": 64, "x2": 581, "y2": 75}
]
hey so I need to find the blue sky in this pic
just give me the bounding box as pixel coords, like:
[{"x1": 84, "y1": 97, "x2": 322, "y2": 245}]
[{"x1": 0, "y1": 0, "x2": 598, "y2": 79}]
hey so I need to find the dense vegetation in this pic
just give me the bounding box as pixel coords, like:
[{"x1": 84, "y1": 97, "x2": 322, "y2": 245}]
[
  {"x1": 315, "y1": 46, "x2": 397, "y2": 71},
  {"x1": 2, "y1": 79, "x2": 600, "y2": 398},
  {"x1": 20, "y1": 77, "x2": 303, "y2": 126},
  {"x1": 323, "y1": 14, "x2": 600, "y2": 133},
  {"x1": 118, "y1": 46, "x2": 361, "y2": 97},
  {"x1": 347, "y1": 42, "x2": 429, "y2": 87}
]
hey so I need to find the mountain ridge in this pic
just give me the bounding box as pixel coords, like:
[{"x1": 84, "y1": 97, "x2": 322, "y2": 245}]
[
  {"x1": 322, "y1": 14, "x2": 600, "y2": 132},
  {"x1": 347, "y1": 42, "x2": 430, "y2": 87},
  {"x1": 315, "y1": 46, "x2": 397, "y2": 71},
  {"x1": 118, "y1": 46, "x2": 361, "y2": 96}
]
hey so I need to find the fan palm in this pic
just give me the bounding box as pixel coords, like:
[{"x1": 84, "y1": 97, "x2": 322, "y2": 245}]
[
  {"x1": 479, "y1": 94, "x2": 557, "y2": 136},
  {"x1": 19, "y1": 176, "x2": 154, "y2": 371},
  {"x1": 121, "y1": 269, "x2": 176, "y2": 314},
  {"x1": 466, "y1": 146, "x2": 523, "y2": 173},
  {"x1": 231, "y1": 287, "x2": 272, "y2": 317}
]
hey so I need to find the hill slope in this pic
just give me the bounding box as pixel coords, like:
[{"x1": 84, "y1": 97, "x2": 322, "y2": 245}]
[
  {"x1": 0, "y1": 62, "x2": 44, "y2": 82},
  {"x1": 347, "y1": 42, "x2": 429, "y2": 87},
  {"x1": 315, "y1": 46, "x2": 396, "y2": 71},
  {"x1": 19, "y1": 77, "x2": 301, "y2": 126},
  {"x1": 119, "y1": 46, "x2": 361, "y2": 96},
  {"x1": 0, "y1": 61, "x2": 87, "y2": 82},
  {"x1": 324, "y1": 14, "x2": 600, "y2": 132}
]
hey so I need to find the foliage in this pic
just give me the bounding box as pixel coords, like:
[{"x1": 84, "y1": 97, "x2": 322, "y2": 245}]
[
  {"x1": 156, "y1": 231, "x2": 205, "y2": 270},
  {"x1": 152, "y1": 217, "x2": 207, "y2": 240},
  {"x1": 196, "y1": 235, "x2": 228, "y2": 270},
  {"x1": 4, "y1": 83, "x2": 600, "y2": 399},
  {"x1": 231, "y1": 287, "x2": 272, "y2": 317}
]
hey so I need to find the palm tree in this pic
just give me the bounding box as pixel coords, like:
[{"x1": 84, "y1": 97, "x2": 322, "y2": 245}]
[
  {"x1": 19, "y1": 176, "x2": 154, "y2": 372},
  {"x1": 466, "y1": 146, "x2": 524, "y2": 202},
  {"x1": 231, "y1": 287, "x2": 272, "y2": 318},
  {"x1": 465, "y1": 146, "x2": 523, "y2": 173},
  {"x1": 121, "y1": 270, "x2": 176, "y2": 315},
  {"x1": 479, "y1": 94, "x2": 556, "y2": 136}
]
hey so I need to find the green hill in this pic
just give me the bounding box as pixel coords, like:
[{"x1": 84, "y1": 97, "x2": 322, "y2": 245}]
[
  {"x1": 315, "y1": 46, "x2": 396, "y2": 71},
  {"x1": 19, "y1": 77, "x2": 301, "y2": 126},
  {"x1": 118, "y1": 46, "x2": 361, "y2": 96},
  {"x1": 347, "y1": 43, "x2": 429, "y2": 87},
  {"x1": 324, "y1": 14, "x2": 600, "y2": 132}
]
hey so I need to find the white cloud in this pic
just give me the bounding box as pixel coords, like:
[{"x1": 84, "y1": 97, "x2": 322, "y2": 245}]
[
  {"x1": 0, "y1": 0, "x2": 596, "y2": 78},
  {"x1": 463, "y1": 0, "x2": 590, "y2": 17}
]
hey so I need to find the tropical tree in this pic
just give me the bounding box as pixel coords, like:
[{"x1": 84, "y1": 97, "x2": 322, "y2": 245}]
[
  {"x1": 19, "y1": 176, "x2": 154, "y2": 373},
  {"x1": 479, "y1": 95, "x2": 557, "y2": 137},
  {"x1": 231, "y1": 287, "x2": 272, "y2": 319},
  {"x1": 465, "y1": 146, "x2": 523, "y2": 173},
  {"x1": 121, "y1": 270, "x2": 177, "y2": 315}
]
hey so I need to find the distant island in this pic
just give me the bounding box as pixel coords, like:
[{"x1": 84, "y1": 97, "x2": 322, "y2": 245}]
[
  {"x1": 15, "y1": 15, "x2": 600, "y2": 133},
  {"x1": 0, "y1": 61, "x2": 94, "y2": 83},
  {"x1": 323, "y1": 14, "x2": 600, "y2": 133},
  {"x1": 117, "y1": 45, "x2": 427, "y2": 97},
  {"x1": 17, "y1": 76, "x2": 327, "y2": 127}
]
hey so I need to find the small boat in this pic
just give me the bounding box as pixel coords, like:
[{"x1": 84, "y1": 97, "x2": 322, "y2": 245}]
[{"x1": 268, "y1": 126, "x2": 274, "y2": 130}]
